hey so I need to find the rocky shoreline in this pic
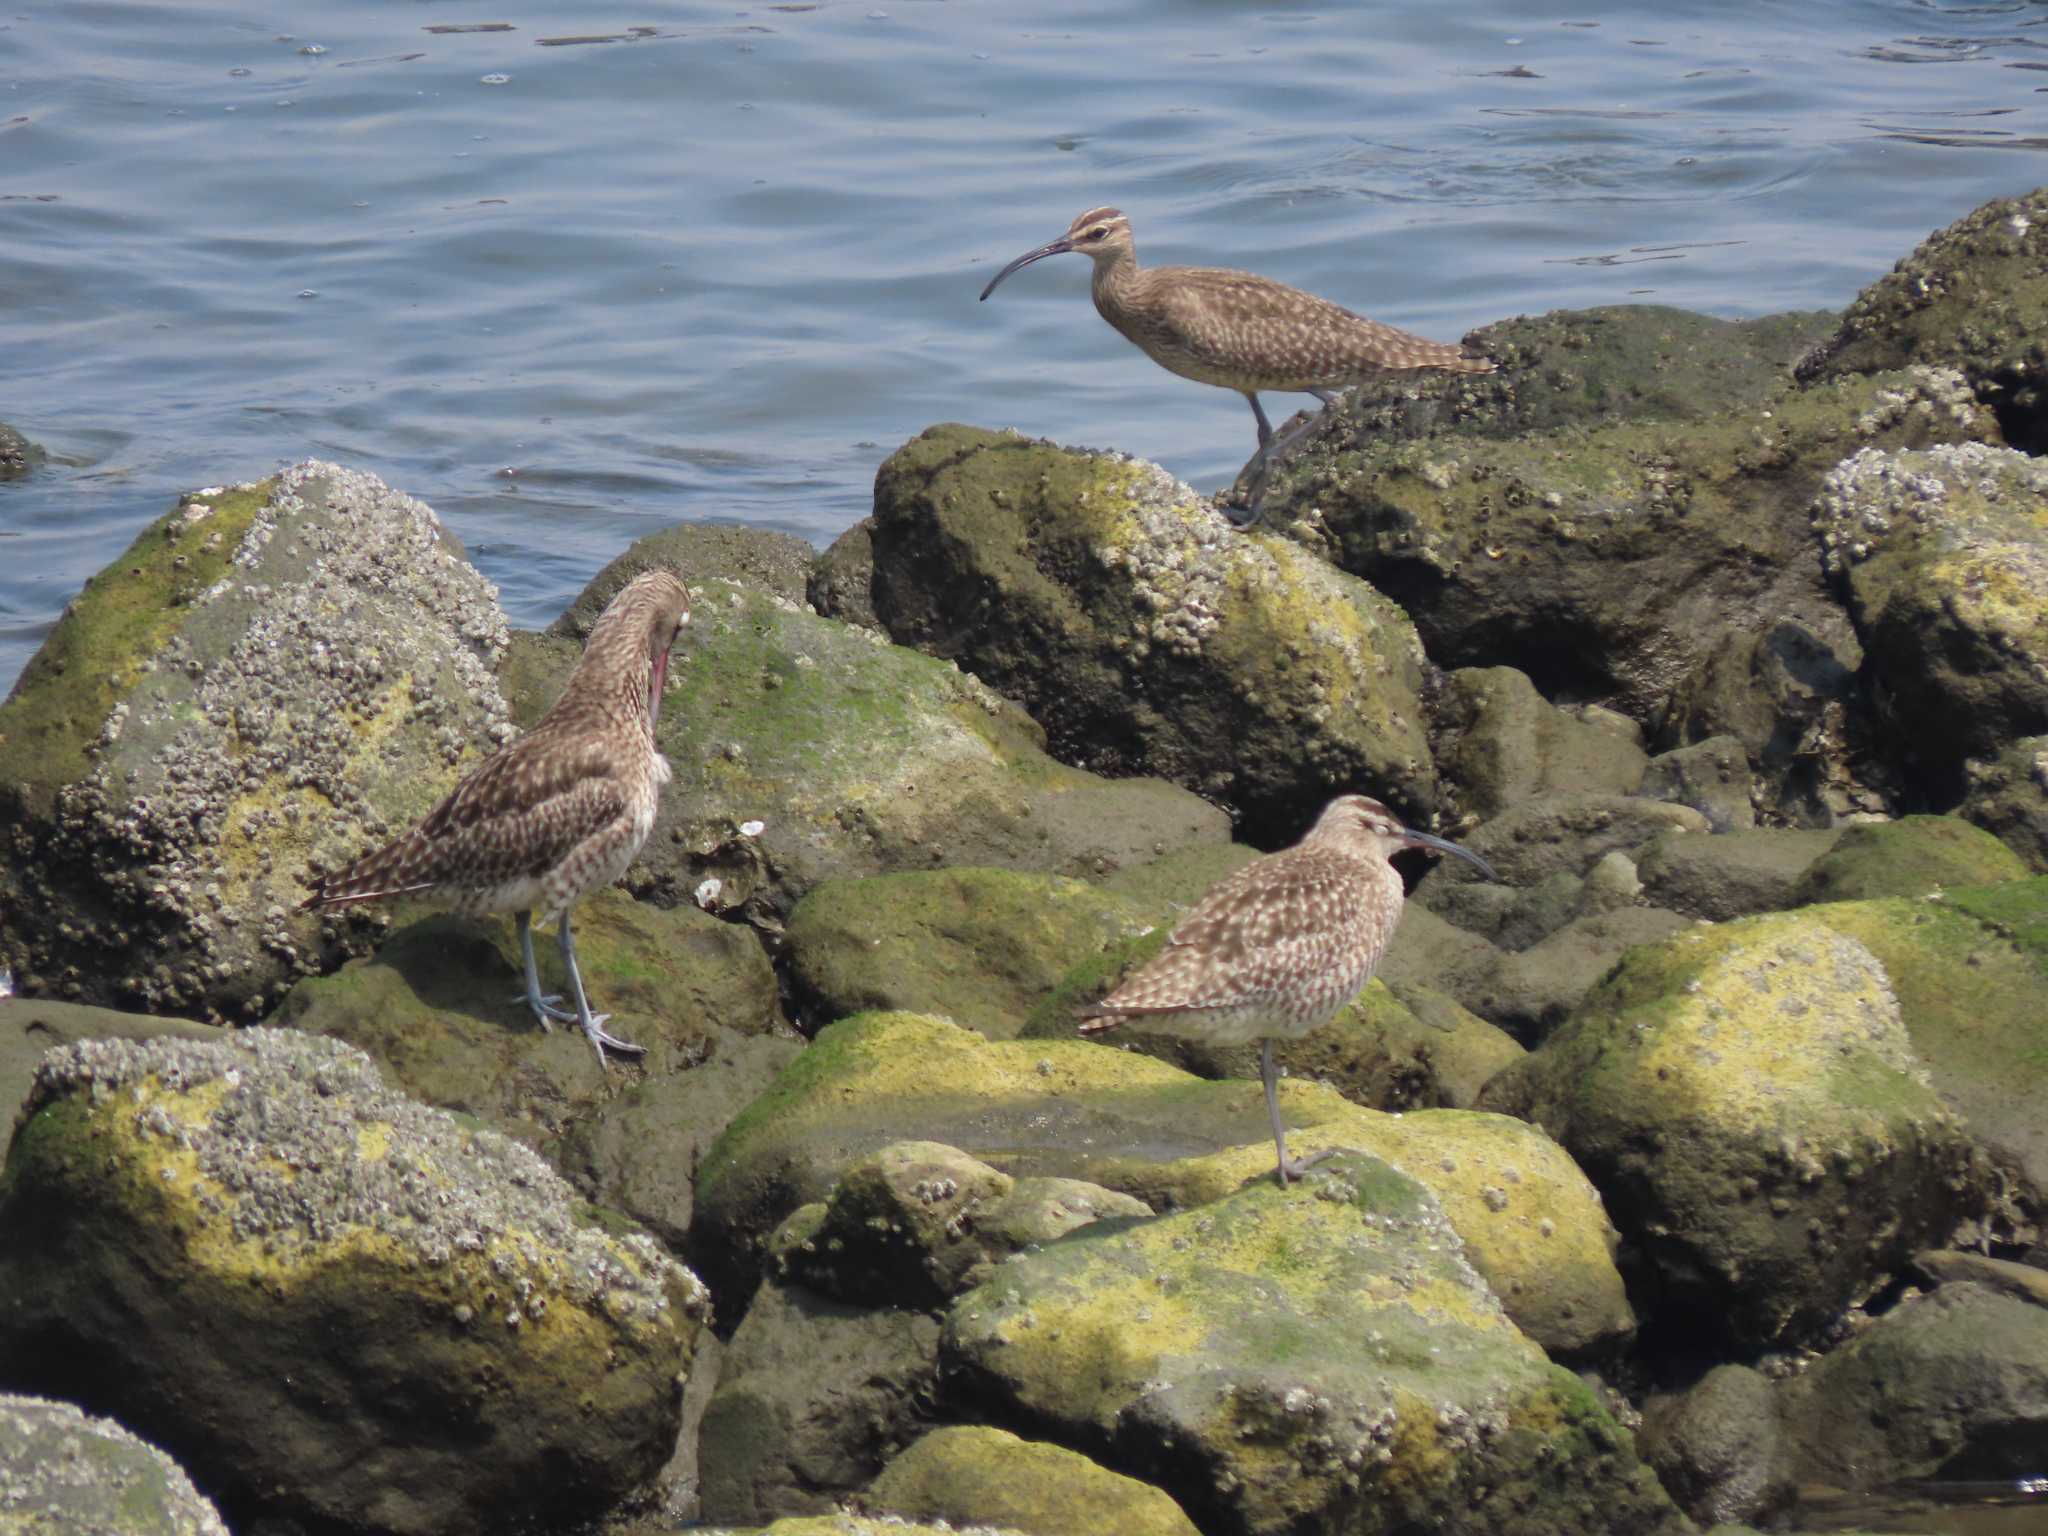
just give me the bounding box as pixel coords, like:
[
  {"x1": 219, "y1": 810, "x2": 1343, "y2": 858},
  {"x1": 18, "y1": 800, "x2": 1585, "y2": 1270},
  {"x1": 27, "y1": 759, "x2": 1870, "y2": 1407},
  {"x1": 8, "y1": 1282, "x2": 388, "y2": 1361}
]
[{"x1": 2, "y1": 189, "x2": 2046, "y2": 1536}]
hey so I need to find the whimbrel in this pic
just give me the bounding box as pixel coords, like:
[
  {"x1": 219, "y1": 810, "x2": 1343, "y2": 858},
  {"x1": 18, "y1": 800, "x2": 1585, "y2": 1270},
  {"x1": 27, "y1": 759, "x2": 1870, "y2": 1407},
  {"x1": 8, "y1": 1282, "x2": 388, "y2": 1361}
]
[
  {"x1": 1080, "y1": 794, "x2": 1496, "y2": 1185},
  {"x1": 303, "y1": 569, "x2": 691, "y2": 1067},
  {"x1": 979, "y1": 207, "x2": 1495, "y2": 522}
]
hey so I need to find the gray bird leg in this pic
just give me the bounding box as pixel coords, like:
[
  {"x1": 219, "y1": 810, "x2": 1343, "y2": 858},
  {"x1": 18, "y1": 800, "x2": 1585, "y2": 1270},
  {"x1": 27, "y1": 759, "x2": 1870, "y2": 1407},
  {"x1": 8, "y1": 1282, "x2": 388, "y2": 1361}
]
[
  {"x1": 515, "y1": 910, "x2": 577, "y2": 1027},
  {"x1": 557, "y1": 909, "x2": 646, "y2": 1065},
  {"x1": 1261, "y1": 1038, "x2": 1330, "y2": 1186}
]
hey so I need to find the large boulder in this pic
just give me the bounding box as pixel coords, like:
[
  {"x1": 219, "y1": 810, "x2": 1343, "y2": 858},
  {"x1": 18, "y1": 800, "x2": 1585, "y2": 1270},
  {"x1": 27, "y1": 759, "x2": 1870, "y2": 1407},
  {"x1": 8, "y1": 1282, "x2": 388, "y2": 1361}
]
[
  {"x1": 1813, "y1": 442, "x2": 2048, "y2": 792},
  {"x1": 1481, "y1": 911, "x2": 1989, "y2": 1348},
  {"x1": 0, "y1": 1031, "x2": 707, "y2": 1536},
  {"x1": 0, "y1": 1393, "x2": 230, "y2": 1536},
  {"x1": 0, "y1": 463, "x2": 512, "y2": 1018},
  {"x1": 857, "y1": 424, "x2": 1440, "y2": 840},
  {"x1": 501, "y1": 573, "x2": 1227, "y2": 928},
  {"x1": 692, "y1": 1013, "x2": 1631, "y2": 1359},
  {"x1": 1267, "y1": 312, "x2": 1994, "y2": 726},
  {"x1": 943, "y1": 1152, "x2": 1681, "y2": 1536},
  {"x1": 1796, "y1": 185, "x2": 2048, "y2": 451}
]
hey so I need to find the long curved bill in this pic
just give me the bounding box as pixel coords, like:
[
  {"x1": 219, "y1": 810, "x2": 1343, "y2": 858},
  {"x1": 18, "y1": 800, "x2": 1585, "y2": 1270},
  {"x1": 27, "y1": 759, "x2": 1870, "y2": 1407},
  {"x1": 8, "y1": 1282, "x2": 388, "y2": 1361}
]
[
  {"x1": 978, "y1": 236, "x2": 1074, "y2": 301},
  {"x1": 1399, "y1": 829, "x2": 1499, "y2": 883}
]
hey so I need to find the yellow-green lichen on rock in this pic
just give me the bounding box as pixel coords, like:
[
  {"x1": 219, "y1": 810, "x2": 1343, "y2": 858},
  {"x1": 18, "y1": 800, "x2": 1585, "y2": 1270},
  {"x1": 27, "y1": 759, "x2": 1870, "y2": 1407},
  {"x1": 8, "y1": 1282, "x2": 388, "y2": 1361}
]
[
  {"x1": 1481, "y1": 910, "x2": 1988, "y2": 1348},
  {"x1": 0, "y1": 463, "x2": 514, "y2": 1020},
  {"x1": 865, "y1": 424, "x2": 1438, "y2": 842},
  {"x1": 0, "y1": 1030, "x2": 707, "y2": 1536},
  {"x1": 860, "y1": 1425, "x2": 1201, "y2": 1536},
  {"x1": 942, "y1": 1152, "x2": 1680, "y2": 1536},
  {"x1": 1790, "y1": 814, "x2": 2029, "y2": 904},
  {"x1": 693, "y1": 1012, "x2": 1625, "y2": 1356}
]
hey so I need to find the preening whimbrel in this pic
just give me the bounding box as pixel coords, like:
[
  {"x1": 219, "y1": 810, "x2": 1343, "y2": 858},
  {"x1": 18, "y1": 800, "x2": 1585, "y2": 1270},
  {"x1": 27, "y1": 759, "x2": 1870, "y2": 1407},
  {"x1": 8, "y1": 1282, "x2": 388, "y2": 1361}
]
[
  {"x1": 303, "y1": 569, "x2": 692, "y2": 1067},
  {"x1": 979, "y1": 207, "x2": 1495, "y2": 522},
  {"x1": 1080, "y1": 795, "x2": 1497, "y2": 1185}
]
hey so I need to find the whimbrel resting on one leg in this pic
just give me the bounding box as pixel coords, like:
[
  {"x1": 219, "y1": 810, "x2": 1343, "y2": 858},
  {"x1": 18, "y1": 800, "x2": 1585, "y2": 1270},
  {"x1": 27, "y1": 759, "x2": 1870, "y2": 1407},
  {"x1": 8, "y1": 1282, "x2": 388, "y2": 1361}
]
[
  {"x1": 979, "y1": 207, "x2": 1496, "y2": 524},
  {"x1": 1079, "y1": 794, "x2": 1497, "y2": 1185},
  {"x1": 303, "y1": 569, "x2": 692, "y2": 1068}
]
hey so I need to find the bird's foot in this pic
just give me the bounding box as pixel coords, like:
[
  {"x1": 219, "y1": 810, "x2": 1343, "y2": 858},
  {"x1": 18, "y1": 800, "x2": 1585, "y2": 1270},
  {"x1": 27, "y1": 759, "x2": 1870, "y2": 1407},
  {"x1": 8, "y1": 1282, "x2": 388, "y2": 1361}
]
[
  {"x1": 582, "y1": 1017, "x2": 646, "y2": 1068},
  {"x1": 515, "y1": 991, "x2": 579, "y2": 1027},
  {"x1": 1275, "y1": 1147, "x2": 1334, "y2": 1187}
]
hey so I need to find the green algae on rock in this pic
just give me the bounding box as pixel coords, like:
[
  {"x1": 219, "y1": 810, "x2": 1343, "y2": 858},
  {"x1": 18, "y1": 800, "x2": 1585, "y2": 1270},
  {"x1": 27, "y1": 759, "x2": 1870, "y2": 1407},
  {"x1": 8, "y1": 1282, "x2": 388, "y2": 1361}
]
[
  {"x1": 861, "y1": 1425, "x2": 1202, "y2": 1536},
  {"x1": 1790, "y1": 815, "x2": 2029, "y2": 905},
  {"x1": 1813, "y1": 443, "x2": 2048, "y2": 784},
  {"x1": 785, "y1": 867, "x2": 1160, "y2": 1037},
  {"x1": 504, "y1": 575, "x2": 1226, "y2": 927},
  {"x1": 0, "y1": 463, "x2": 513, "y2": 1019},
  {"x1": 0, "y1": 1393, "x2": 231, "y2": 1536},
  {"x1": 942, "y1": 1152, "x2": 1681, "y2": 1536},
  {"x1": 1480, "y1": 911, "x2": 1987, "y2": 1349},
  {"x1": 0, "y1": 1030, "x2": 707, "y2": 1536},
  {"x1": 693, "y1": 1012, "x2": 1630, "y2": 1357},
  {"x1": 861, "y1": 424, "x2": 1439, "y2": 841}
]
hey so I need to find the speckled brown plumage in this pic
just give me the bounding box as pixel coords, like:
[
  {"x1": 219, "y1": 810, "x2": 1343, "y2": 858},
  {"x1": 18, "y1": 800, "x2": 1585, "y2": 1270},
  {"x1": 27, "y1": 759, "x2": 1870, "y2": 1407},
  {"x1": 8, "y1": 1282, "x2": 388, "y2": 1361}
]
[
  {"x1": 305, "y1": 568, "x2": 691, "y2": 1064},
  {"x1": 1080, "y1": 794, "x2": 1496, "y2": 1183},
  {"x1": 980, "y1": 207, "x2": 1494, "y2": 521}
]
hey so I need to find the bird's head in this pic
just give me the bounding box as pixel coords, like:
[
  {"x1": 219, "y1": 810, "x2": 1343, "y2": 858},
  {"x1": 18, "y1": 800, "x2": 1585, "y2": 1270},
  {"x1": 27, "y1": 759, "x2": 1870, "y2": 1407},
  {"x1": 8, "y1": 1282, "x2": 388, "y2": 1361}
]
[
  {"x1": 979, "y1": 207, "x2": 1134, "y2": 301},
  {"x1": 1307, "y1": 794, "x2": 1498, "y2": 880},
  {"x1": 581, "y1": 568, "x2": 691, "y2": 731}
]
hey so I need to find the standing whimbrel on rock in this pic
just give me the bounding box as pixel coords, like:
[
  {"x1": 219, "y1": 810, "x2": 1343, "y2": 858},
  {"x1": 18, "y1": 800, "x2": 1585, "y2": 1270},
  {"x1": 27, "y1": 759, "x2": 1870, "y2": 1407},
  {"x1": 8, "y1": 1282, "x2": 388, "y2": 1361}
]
[
  {"x1": 303, "y1": 569, "x2": 691, "y2": 1067},
  {"x1": 979, "y1": 207, "x2": 1495, "y2": 522},
  {"x1": 1080, "y1": 794, "x2": 1497, "y2": 1185}
]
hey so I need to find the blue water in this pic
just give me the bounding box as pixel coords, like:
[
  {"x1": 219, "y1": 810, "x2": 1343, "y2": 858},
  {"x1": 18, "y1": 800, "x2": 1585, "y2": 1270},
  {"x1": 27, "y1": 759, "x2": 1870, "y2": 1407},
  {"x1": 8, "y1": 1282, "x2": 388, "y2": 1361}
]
[{"x1": 5, "y1": 0, "x2": 2048, "y2": 692}]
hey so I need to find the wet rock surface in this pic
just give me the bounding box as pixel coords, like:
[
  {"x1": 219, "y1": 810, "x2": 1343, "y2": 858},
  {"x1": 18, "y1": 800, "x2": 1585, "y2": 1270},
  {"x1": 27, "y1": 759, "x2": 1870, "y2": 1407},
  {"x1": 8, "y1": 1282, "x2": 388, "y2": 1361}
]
[
  {"x1": 0, "y1": 420, "x2": 43, "y2": 479},
  {"x1": 0, "y1": 463, "x2": 512, "y2": 1019},
  {"x1": 0, "y1": 1393, "x2": 231, "y2": 1536},
  {"x1": 0, "y1": 1030, "x2": 708, "y2": 1536}
]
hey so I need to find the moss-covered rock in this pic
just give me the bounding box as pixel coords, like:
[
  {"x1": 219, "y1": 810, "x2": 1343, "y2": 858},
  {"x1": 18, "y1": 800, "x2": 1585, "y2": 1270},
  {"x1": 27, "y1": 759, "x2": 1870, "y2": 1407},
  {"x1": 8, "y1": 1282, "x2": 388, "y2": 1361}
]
[
  {"x1": 693, "y1": 1013, "x2": 1630, "y2": 1358},
  {"x1": 1813, "y1": 443, "x2": 2048, "y2": 788},
  {"x1": 1480, "y1": 912, "x2": 1987, "y2": 1348},
  {"x1": 1791, "y1": 815, "x2": 2030, "y2": 904},
  {"x1": 550, "y1": 522, "x2": 816, "y2": 634},
  {"x1": 0, "y1": 1031, "x2": 707, "y2": 1536},
  {"x1": 863, "y1": 425, "x2": 1439, "y2": 842},
  {"x1": 0, "y1": 1394, "x2": 230, "y2": 1536},
  {"x1": 1794, "y1": 878, "x2": 2048, "y2": 1208},
  {"x1": 505, "y1": 576, "x2": 1227, "y2": 928},
  {"x1": 1960, "y1": 733, "x2": 2048, "y2": 873},
  {"x1": 1796, "y1": 186, "x2": 2048, "y2": 451},
  {"x1": 0, "y1": 463, "x2": 512, "y2": 1018},
  {"x1": 696, "y1": 1279, "x2": 942, "y2": 1525},
  {"x1": 770, "y1": 1141, "x2": 1148, "y2": 1309},
  {"x1": 861, "y1": 1426, "x2": 1202, "y2": 1536},
  {"x1": 1778, "y1": 1282, "x2": 2048, "y2": 1489},
  {"x1": 1270, "y1": 340, "x2": 1992, "y2": 725},
  {"x1": 1432, "y1": 666, "x2": 1647, "y2": 823},
  {"x1": 943, "y1": 1152, "x2": 1680, "y2": 1536},
  {"x1": 785, "y1": 868, "x2": 1159, "y2": 1037}
]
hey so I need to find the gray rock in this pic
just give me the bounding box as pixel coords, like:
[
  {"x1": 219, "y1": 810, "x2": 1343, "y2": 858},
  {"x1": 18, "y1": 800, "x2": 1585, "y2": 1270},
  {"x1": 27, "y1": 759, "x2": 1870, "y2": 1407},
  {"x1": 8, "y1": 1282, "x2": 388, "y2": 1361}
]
[
  {"x1": 867, "y1": 424, "x2": 1440, "y2": 843},
  {"x1": 1491, "y1": 905, "x2": 1694, "y2": 1035},
  {"x1": 1780, "y1": 1283, "x2": 2048, "y2": 1488},
  {"x1": 696, "y1": 1279, "x2": 942, "y2": 1525},
  {"x1": 0, "y1": 463, "x2": 512, "y2": 1019},
  {"x1": 809, "y1": 515, "x2": 878, "y2": 630},
  {"x1": 1814, "y1": 442, "x2": 2048, "y2": 781},
  {"x1": 1960, "y1": 734, "x2": 2048, "y2": 873},
  {"x1": 1429, "y1": 793, "x2": 1711, "y2": 890},
  {"x1": 1638, "y1": 1366, "x2": 1792, "y2": 1529},
  {"x1": 1432, "y1": 666, "x2": 1647, "y2": 822},
  {"x1": 0, "y1": 1030, "x2": 708, "y2": 1536},
  {"x1": 1640, "y1": 735, "x2": 1756, "y2": 831},
  {"x1": 1635, "y1": 827, "x2": 1843, "y2": 921},
  {"x1": 0, "y1": 1394, "x2": 230, "y2": 1536},
  {"x1": 550, "y1": 521, "x2": 816, "y2": 637}
]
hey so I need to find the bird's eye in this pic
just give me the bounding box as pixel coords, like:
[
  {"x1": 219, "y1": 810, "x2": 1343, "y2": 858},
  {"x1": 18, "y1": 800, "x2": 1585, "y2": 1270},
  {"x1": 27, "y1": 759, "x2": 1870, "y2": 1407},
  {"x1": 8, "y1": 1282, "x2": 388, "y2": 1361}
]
[{"x1": 1087, "y1": 226, "x2": 1108, "y2": 240}]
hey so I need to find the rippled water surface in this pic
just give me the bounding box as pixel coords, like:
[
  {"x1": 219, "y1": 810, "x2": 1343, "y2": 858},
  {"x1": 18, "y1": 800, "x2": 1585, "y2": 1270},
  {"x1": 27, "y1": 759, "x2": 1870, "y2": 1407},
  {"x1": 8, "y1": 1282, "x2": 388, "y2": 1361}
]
[{"x1": 5, "y1": 0, "x2": 2048, "y2": 688}]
